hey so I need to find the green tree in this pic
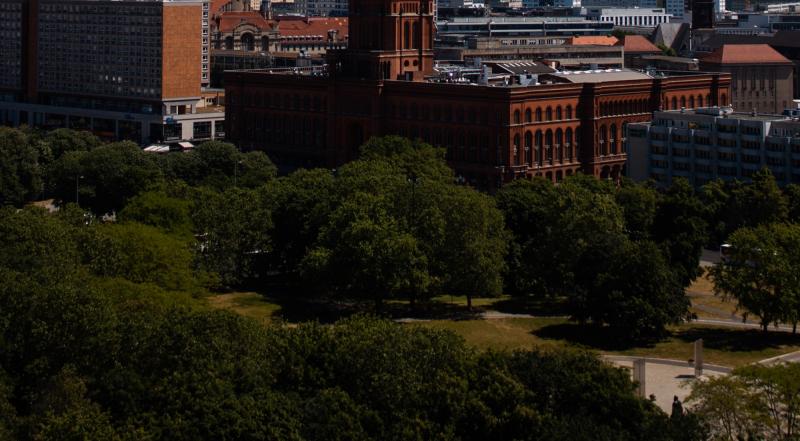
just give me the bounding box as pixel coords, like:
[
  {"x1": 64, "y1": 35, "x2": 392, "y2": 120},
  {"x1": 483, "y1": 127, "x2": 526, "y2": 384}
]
[
  {"x1": 616, "y1": 179, "x2": 659, "y2": 241},
  {"x1": 88, "y1": 222, "x2": 201, "y2": 293},
  {"x1": 581, "y1": 240, "x2": 690, "y2": 340},
  {"x1": 652, "y1": 178, "x2": 708, "y2": 287},
  {"x1": 785, "y1": 183, "x2": 800, "y2": 222},
  {"x1": 43, "y1": 128, "x2": 101, "y2": 160},
  {"x1": 302, "y1": 191, "x2": 431, "y2": 306},
  {"x1": 0, "y1": 127, "x2": 45, "y2": 206},
  {"x1": 267, "y1": 168, "x2": 338, "y2": 274},
  {"x1": 709, "y1": 223, "x2": 800, "y2": 331},
  {"x1": 48, "y1": 141, "x2": 163, "y2": 214},
  {"x1": 0, "y1": 206, "x2": 82, "y2": 282},
  {"x1": 118, "y1": 190, "x2": 193, "y2": 238},
  {"x1": 360, "y1": 135, "x2": 454, "y2": 183},
  {"x1": 688, "y1": 363, "x2": 800, "y2": 440},
  {"x1": 191, "y1": 186, "x2": 272, "y2": 287},
  {"x1": 438, "y1": 186, "x2": 508, "y2": 309}
]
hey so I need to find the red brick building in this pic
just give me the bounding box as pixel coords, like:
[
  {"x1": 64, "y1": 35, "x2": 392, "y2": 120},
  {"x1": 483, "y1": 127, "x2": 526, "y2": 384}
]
[{"x1": 224, "y1": 0, "x2": 731, "y2": 189}]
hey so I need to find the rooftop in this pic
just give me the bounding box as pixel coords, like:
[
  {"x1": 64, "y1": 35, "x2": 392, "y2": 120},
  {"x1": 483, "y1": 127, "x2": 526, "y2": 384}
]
[
  {"x1": 570, "y1": 35, "x2": 619, "y2": 46},
  {"x1": 548, "y1": 68, "x2": 652, "y2": 83},
  {"x1": 277, "y1": 17, "x2": 348, "y2": 39},
  {"x1": 620, "y1": 35, "x2": 661, "y2": 53},
  {"x1": 701, "y1": 44, "x2": 792, "y2": 64}
]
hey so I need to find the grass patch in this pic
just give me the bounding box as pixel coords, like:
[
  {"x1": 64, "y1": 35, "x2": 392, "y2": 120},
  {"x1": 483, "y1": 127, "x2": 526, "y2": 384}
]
[
  {"x1": 207, "y1": 292, "x2": 282, "y2": 323},
  {"x1": 416, "y1": 318, "x2": 800, "y2": 367},
  {"x1": 418, "y1": 317, "x2": 567, "y2": 351}
]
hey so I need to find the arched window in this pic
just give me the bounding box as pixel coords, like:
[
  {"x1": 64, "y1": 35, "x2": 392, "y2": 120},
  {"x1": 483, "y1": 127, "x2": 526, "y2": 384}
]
[
  {"x1": 535, "y1": 108, "x2": 543, "y2": 122},
  {"x1": 599, "y1": 125, "x2": 607, "y2": 156},
  {"x1": 513, "y1": 134, "x2": 521, "y2": 165},
  {"x1": 545, "y1": 107, "x2": 553, "y2": 121},
  {"x1": 566, "y1": 105, "x2": 573, "y2": 119},
  {"x1": 689, "y1": 96, "x2": 695, "y2": 108},
  {"x1": 524, "y1": 131, "x2": 533, "y2": 165},
  {"x1": 706, "y1": 94, "x2": 711, "y2": 106},
  {"x1": 261, "y1": 36, "x2": 269, "y2": 51},
  {"x1": 225, "y1": 36, "x2": 234, "y2": 50},
  {"x1": 241, "y1": 33, "x2": 255, "y2": 51},
  {"x1": 525, "y1": 108, "x2": 532, "y2": 123},
  {"x1": 555, "y1": 129, "x2": 563, "y2": 162},
  {"x1": 535, "y1": 130, "x2": 543, "y2": 164},
  {"x1": 412, "y1": 22, "x2": 420, "y2": 49},
  {"x1": 404, "y1": 22, "x2": 410, "y2": 49},
  {"x1": 565, "y1": 128, "x2": 573, "y2": 160},
  {"x1": 555, "y1": 106, "x2": 562, "y2": 120},
  {"x1": 671, "y1": 97, "x2": 678, "y2": 110},
  {"x1": 545, "y1": 129, "x2": 553, "y2": 163},
  {"x1": 680, "y1": 96, "x2": 687, "y2": 108},
  {"x1": 513, "y1": 109, "x2": 521, "y2": 124},
  {"x1": 697, "y1": 95, "x2": 703, "y2": 108},
  {"x1": 610, "y1": 124, "x2": 617, "y2": 154},
  {"x1": 621, "y1": 122, "x2": 628, "y2": 153}
]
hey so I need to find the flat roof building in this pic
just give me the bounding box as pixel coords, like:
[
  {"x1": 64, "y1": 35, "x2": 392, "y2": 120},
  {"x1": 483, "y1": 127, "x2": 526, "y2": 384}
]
[{"x1": 627, "y1": 107, "x2": 800, "y2": 187}]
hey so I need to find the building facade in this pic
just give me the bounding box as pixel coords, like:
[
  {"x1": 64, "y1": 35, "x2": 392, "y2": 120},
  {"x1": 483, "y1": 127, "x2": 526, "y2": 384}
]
[
  {"x1": 627, "y1": 107, "x2": 800, "y2": 187},
  {"x1": 0, "y1": 0, "x2": 223, "y2": 144},
  {"x1": 584, "y1": 7, "x2": 671, "y2": 27},
  {"x1": 224, "y1": 0, "x2": 730, "y2": 189},
  {"x1": 699, "y1": 44, "x2": 794, "y2": 114}
]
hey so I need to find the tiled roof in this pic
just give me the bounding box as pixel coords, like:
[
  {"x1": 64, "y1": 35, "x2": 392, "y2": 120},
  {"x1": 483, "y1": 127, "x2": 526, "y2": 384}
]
[
  {"x1": 217, "y1": 12, "x2": 275, "y2": 32},
  {"x1": 701, "y1": 44, "x2": 792, "y2": 64},
  {"x1": 569, "y1": 35, "x2": 619, "y2": 46},
  {"x1": 277, "y1": 17, "x2": 349, "y2": 39},
  {"x1": 620, "y1": 35, "x2": 660, "y2": 53}
]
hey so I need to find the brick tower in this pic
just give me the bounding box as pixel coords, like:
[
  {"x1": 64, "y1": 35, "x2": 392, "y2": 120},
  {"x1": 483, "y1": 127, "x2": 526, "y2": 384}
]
[{"x1": 328, "y1": 0, "x2": 435, "y2": 80}]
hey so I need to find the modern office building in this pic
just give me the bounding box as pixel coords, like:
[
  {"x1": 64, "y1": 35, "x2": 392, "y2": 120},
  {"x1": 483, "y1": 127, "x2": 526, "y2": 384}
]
[
  {"x1": 435, "y1": 16, "x2": 615, "y2": 39},
  {"x1": 225, "y1": 0, "x2": 731, "y2": 189},
  {"x1": 584, "y1": 7, "x2": 671, "y2": 27},
  {"x1": 627, "y1": 107, "x2": 800, "y2": 187},
  {"x1": 434, "y1": 36, "x2": 625, "y2": 68},
  {"x1": 0, "y1": 0, "x2": 224, "y2": 144}
]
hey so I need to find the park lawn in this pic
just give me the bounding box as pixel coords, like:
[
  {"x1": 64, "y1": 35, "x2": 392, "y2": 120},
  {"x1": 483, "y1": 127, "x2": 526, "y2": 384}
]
[
  {"x1": 415, "y1": 319, "x2": 800, "y2": 368},
  {"x1": 207, "y1": 292, "x2": 281, "y2": 323}
]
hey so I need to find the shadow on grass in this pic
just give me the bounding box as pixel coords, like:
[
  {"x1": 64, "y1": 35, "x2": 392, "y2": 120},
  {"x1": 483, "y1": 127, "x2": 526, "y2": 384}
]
[
  {"x1": 532, "y1": 322, "x2": 651, "y2": 351},
  {"x1": 673, "y1": 326, "x2": 800, "y2": 353},
  {"x1": 490, "y1": 296, "x2": 570, "y2": 316},
  {"x1": 533, "y1": 322, "x2": 800, "y2": 353}
]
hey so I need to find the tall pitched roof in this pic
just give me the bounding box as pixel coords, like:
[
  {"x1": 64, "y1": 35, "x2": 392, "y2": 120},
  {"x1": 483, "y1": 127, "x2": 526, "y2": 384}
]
[
  {"x1": 619, "y1": 35, "x2": 660, "y2": 53},
  {"x1": 701, "y1": 44, "x2": 792, "y2": 64},
  {"x1": 569, "y1": 35, "x2": 619, "y2": 46}
]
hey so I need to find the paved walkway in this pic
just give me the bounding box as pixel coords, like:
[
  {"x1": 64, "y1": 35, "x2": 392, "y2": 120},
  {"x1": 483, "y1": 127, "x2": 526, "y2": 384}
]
[{"x1": 604, "y1": 356, "x2": 729, "y2": 413}]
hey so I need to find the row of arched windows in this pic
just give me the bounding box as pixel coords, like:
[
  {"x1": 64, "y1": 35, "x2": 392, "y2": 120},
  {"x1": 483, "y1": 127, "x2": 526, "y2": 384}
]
[
  {"x1": 599, "y1": 99, "x2": 649, "y2": 117},
  {"x1": 389, "y1": 102, "x2": 493, "y2": 125},
  {"x1": 246, "y1": 113, "x2": 325, "y2": 148},
  {"x1": 511, "y1": 128, "x2": 579, "y2": 166},
  {"x1": 242, "y1": 90, "x2": 327, "y2": 113},
  {"x1": 597, "y1": 123, "x2": 627, "y2": 156},
  {"x1": 392, "y1": 125, "x2": 491, "y2": 164},
  {"x1": 513, "y1": 105, "x2": 574, "y2": 124},
  {"x1": 663, "y1": 93, "x2": 728, "y2": 110}
]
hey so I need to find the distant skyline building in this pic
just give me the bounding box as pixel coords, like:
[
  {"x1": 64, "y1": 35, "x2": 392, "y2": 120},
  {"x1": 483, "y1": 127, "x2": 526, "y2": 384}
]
[
  {"x1": 0, "y1": 0, "x2": 224, "y2": 144},
  {"x1": 584, "y1": 7, "x2": 671, "y2": 27}
]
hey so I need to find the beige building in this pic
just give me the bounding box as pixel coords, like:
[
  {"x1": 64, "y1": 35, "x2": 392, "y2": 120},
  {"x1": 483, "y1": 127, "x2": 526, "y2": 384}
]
[{"x1": 700, "y1": 44, "x2": 795, "y2": 114}]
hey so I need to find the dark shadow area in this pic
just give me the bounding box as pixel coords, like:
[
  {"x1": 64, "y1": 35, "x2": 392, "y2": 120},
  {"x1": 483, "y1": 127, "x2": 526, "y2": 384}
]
[
  {"x1": 532, "y1": 323, "x2": 656, "y2": 351},
  {"x1": 673, "y1": 327, "x2": 800, "y2": 353},
  {"x1": 490, "y1": 296, "x2": 570, "y2": 316}
]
